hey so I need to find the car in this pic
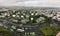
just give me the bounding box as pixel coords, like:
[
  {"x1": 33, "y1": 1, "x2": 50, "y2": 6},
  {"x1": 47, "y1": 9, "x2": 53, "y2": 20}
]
[{"x1": 17, "y1": 29, "x2": 24, "y2": 32}]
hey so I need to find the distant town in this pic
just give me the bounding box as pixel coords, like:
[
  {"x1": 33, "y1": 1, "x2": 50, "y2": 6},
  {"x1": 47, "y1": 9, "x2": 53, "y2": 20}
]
[{"x1": 0, "y1": 7, "x2": 60, "y2": 36}]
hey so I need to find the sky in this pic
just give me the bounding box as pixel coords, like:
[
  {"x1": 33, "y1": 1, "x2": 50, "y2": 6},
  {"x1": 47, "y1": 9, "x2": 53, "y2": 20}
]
[{"x1": 0, "y1": 0, "x2": 60, "y2": 7}]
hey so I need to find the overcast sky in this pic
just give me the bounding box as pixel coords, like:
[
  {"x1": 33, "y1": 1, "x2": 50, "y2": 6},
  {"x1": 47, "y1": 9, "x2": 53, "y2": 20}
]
[{"x1": 0, "y1": 0, "x2": 60, "y2": 7}]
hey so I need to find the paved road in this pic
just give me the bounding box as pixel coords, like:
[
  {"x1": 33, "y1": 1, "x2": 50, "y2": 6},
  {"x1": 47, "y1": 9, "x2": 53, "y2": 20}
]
[{"x1": 0, "y1": 19, "x2": 58, "y2": 36}]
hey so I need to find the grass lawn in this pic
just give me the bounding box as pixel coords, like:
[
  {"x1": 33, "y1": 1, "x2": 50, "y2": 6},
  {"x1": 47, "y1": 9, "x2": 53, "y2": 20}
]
[
  {"x1": 40, "y1": 26, "x2": 60, "y2": 36},
  {"x1": 0, "y1": 27, "x2": 12, "y2": 36},
  {"x1": 40, "y1": 27, "x2": 54, "y2": 36}
]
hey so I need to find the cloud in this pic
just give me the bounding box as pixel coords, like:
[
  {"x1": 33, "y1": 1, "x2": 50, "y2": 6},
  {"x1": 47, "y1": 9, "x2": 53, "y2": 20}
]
[
  {"x1": 14, "y1": 0, "x2": 60, "y2": 7},
  {"x1": 0, "y1": 0, "x2": 60, "y2": 7}
]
